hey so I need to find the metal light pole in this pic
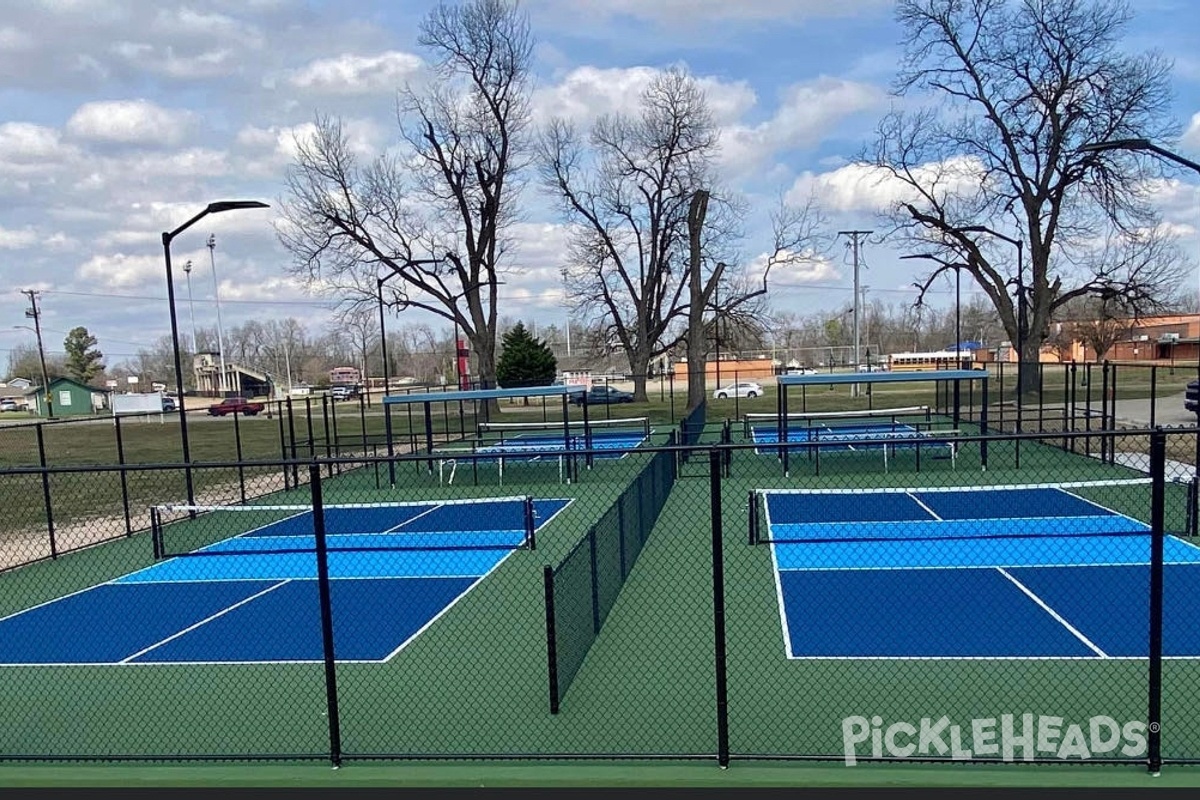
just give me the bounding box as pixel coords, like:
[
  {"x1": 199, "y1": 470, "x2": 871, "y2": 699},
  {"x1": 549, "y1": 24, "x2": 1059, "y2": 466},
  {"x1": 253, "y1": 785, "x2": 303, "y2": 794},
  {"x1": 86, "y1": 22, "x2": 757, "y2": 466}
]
[
  {"x1": 163, "y1": 200, "x2": 269, "y2": 505},
  {"x1": 206, "y1": 234, "x2": 229, "y2": 397},
  {"x1": 182, "y1": 259, "x2": 197, "y2": 356}
]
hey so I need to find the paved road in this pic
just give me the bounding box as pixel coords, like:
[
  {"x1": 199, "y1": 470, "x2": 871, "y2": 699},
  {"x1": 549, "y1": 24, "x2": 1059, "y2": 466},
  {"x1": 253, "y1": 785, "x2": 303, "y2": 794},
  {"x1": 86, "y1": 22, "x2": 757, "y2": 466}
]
[{"x1": 1110, "y1": 390, "x2": 1197, "y2": 428}]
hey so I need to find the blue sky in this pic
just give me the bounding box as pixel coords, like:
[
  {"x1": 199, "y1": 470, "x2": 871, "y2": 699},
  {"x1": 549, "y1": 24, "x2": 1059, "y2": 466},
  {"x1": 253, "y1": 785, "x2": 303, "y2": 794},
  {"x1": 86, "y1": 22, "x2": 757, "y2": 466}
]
[{"x1": 0, "y1": 0, "x2": 1197, "y2": 369}]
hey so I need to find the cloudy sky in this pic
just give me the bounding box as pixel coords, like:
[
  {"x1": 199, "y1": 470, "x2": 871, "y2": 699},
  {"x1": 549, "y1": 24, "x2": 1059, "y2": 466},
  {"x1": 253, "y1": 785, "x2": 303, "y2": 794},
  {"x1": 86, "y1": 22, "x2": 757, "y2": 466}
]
[{"x1": 1, "y1": 0, "x2": 1198, "y2": 369}]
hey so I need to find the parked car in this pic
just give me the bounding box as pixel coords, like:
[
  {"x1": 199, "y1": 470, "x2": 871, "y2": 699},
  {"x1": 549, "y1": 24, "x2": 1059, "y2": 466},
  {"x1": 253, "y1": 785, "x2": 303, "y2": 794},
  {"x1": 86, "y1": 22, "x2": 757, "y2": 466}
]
[
  {"x1": 712, "y1": 381, "x2": 763, "y2": 399},
  {"x1": 1187, "y1": 380, "x2": 1200, "y2": 416},
  {"x1": 330, "y1": 384, "x2": 360, "y2": 401},
  {"x1": 207, "y1": 397, "x2": 265, "y2": 417},
  {"x1": 0, "y1": 399, "x2": 20, "y2": 412},
  {"x1": 161, "y1": 395, "x2": 177, "y2": 412},
  {"x1": 571, "y1": 385, "x2": 635, "y2": 406}
]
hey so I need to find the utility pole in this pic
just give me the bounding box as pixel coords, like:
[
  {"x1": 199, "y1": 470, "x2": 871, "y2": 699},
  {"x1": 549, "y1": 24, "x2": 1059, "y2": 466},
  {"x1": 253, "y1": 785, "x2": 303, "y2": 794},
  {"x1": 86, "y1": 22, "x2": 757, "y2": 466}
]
[
  {"x1": 837, "y1": 230, "x2": 872, "y2": 396},
  {"x1": 21, "y1": 289, "x2": 53, "y2": 419}
]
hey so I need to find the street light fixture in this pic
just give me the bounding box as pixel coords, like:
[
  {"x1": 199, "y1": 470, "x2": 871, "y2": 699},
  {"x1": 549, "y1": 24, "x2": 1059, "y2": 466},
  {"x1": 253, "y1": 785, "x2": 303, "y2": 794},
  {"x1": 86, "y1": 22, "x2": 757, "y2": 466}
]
[
  {"x1": 162, "y1": 200, "x2": 269, "y2": 505},
  {"x1": 182, "y1": 259, "x2": 197, "y2": 357},
  {"x1": 206, "y1": 234, "x2": 229, "y2": 397}
]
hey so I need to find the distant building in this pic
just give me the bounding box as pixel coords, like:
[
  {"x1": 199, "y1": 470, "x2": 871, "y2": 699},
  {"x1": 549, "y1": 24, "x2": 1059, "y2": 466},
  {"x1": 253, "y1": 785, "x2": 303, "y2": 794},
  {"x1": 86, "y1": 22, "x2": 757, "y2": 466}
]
[{"x1": 26, "y1": 377, "x2": 106, "y2": 417}]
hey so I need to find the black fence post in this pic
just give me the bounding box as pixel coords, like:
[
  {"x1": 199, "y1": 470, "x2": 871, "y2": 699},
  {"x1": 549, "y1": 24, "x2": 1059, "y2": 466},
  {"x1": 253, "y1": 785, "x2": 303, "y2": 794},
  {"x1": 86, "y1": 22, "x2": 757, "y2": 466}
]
[
  {"x1": 1148, "y1": 429, "x2": 1165, "y2": 775},
  {"x1": 588, "y1": 528, "x2": 600, "y2": 634},
  {"x1": 321, "y1": 397, "x2": 333, "y2": 478},
  {"x1": 310, "y1": 464, "x2": 343, "y2": 768},
  {"x1": 304, "y1": 396, "x2": 316, "y2": 460},
  {"x1": 114, "y1": 415, "x2": 132, "y2": 536},
  {"x1": 1101, "y1": 362, "x2": 1111, "y2": 465},
  {"x1": 543, "y1": 565, "x2": 560, "y2": 715},
  {"x1": 286, "y1": 397, "x2": 299, "y2": 488},
  {"x1": 277, "y1": 400, "x2": 290, "y2": 490},
  {"x1": 1150, "y1": 366, "x2": 1158, "y2": 430},
  {"x1": 384, "y1": 398, "x2": 397, "y2": 488},
  {"x1": 233, "y1": 409, "x2": 246, "y2": 504},
  {"x1": 1110, "y1": 364, "x2": 1120, "y2": 465},
  {"x1": 329, "y1": 395, "x2": 342, "y2": 476},
  {"x1": 35, "y1": 423, "x2": 57, "y2": 559},
  {"x1": 709, "y1": 448, "x2": 730, "y2": 768}
]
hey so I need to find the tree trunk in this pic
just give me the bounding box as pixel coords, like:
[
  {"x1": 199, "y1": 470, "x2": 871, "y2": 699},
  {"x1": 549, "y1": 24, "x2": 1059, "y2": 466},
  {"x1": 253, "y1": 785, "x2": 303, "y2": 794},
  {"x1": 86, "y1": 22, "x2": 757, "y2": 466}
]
[
  {"x1": 471, "y1": 334, "x2": 501, "y2": 419},
  {"x1": 630, "y1": 367, "x2": 649, "y2": 404},
  {"x1": 685, "y1": 190, "x2": 710, "y2": 411}
]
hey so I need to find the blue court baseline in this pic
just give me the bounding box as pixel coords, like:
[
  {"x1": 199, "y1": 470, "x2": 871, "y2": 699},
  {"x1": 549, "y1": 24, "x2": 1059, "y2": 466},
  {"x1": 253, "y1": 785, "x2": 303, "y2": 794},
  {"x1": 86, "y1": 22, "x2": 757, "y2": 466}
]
[{"x1": 0, "y1": 497, "x2": 573, "y2": 666}]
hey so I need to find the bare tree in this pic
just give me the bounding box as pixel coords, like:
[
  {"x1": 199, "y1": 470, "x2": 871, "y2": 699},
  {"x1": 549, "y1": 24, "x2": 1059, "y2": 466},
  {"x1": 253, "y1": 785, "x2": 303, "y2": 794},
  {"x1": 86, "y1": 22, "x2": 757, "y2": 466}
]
[
  {"x1": 277, "y1": 0, "x2": 533, "y2": 413},
  {"x1": 540, "y1": 67, "x2": 826, "y2": 402},
  {"x1": 869, "y1": 0, "x2": 1185, "y2": 393},
  {"x1": 1056, "y1": 294, "x2": 1134, "y2": 362}
]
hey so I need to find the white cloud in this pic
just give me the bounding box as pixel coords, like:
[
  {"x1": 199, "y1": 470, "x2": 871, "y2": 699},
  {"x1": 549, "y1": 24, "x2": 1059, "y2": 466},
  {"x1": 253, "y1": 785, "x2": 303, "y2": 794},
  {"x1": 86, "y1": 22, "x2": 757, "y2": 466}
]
[
  {"x1": 65, "y1": 99, "x2": 195, "y2": 146},
  {"x1": 533, "y1": 66, "x2": 757, "y2": 128},
  {"x1": 719, "y1": 77, "x2": 884, "y2": 175},
  {"x1": 787, "y1": 156, "x2": 988, "y2": 214},
  {"x1": 0, "y1": 122, "x2": 72, "y2": 163},
  {"x1": 287, "y1": 51, "x2": 424, "y2": 94},
  {"x1": 0, "y1": 226, "x2": 39, "y2": 249},
  {"x1": 1182, "y1": 112, "x2": 1200, "y2": 152},
  {"x1": 528, "y1": 0, "x2": 891, "y2": 25},
  {"x1": 77, "y1": 252, "x2": 165, "y2": 289}
]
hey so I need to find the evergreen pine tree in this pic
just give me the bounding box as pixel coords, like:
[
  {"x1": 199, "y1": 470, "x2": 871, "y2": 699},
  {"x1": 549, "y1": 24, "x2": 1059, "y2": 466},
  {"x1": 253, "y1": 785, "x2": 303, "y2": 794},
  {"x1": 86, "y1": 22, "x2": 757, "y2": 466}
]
[{"x1": 496, "y1": 322, "x2": 557, "y2": 393}]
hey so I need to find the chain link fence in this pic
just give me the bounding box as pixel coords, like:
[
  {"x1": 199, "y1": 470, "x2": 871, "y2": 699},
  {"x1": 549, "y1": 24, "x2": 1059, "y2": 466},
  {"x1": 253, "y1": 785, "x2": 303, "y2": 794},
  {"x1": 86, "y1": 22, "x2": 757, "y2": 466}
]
[{"x1": 0, "y1": 418, "x2": 1197, "y2": 770}]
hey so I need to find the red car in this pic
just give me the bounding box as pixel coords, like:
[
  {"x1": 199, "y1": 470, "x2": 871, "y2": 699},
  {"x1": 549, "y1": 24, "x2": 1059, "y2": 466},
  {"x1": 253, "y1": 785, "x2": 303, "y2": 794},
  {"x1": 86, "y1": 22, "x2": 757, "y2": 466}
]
[{"x1": 206, "y1": 397, "x2": 264, "y2": 417}]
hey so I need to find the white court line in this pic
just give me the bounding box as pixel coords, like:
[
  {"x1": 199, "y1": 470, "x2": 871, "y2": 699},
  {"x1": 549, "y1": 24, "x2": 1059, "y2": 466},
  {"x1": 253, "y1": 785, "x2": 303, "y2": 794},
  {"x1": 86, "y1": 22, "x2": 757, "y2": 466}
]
[
  {"x1": 905, "y1": 492, "x2": 943, "y2": 521},
  {"x1": 994, "y1": 567, "x2": 1109, "y2": 658},
  {"x1": 760, "y1": 491, "x2": 796, "y2": 659},
  {"x1": 118, "y1": 580, "x2": 292, "y2": 664}
]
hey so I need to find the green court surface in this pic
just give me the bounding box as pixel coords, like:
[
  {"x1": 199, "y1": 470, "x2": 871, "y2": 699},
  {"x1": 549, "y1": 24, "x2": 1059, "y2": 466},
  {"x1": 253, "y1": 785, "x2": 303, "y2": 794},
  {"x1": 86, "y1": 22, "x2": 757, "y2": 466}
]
[{"x1": 0, "y1": 416, "x2": 1197, "y2": 777}]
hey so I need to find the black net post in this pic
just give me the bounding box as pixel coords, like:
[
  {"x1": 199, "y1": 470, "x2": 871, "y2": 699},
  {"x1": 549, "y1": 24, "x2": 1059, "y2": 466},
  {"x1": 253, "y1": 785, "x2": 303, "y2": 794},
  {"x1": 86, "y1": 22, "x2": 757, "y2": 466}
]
[
  {"x1": 525, "y1": 495, "x2": 537, "y2": 551},
  {"x1": 543, "y1": 565, "x2": 560, "y2": 715},
  {"x1": 709, "y1": 448, "x2": 730, "y2": 768},
  {"x1": 1148, "y1": 429, "x2": 1165, "y2": 774},
  {"x1": 748, "y1": 490, "x2": 759, "y2": 546},
  {"x1": 309, "y1": 463, "x2": 343, "y2": 768},
  {"x1": 150, "y1": 506, "x2": 162, "y2": 560}
]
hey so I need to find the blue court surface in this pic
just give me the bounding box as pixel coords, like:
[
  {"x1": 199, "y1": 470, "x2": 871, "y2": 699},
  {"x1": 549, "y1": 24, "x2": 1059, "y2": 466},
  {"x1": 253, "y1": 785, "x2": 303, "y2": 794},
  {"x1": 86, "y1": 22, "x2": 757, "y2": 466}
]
[
  {"x1": 761, "y1": 483, "x2": 1200, "y2": 659},
  {"x1": 0, "y1": 497, "x2": 572, "y2": 666},
  {"x1": 473, "y1": 429, "x2": 650, "y2": 462},
  {"x1": 750, "y1": 422, "x2": 956, "y2": 458}
]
